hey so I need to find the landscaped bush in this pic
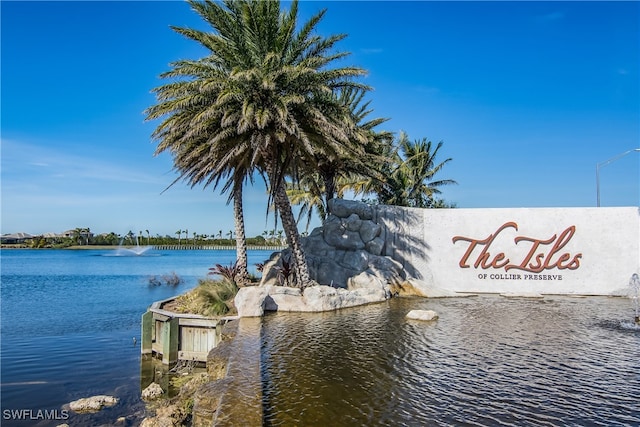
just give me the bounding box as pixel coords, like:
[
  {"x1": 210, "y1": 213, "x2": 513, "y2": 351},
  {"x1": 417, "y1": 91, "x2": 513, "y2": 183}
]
[
  {"x1": 208, "y1": 262, "x2": 239, "y2": 282},
  {"x1": 172, "y1": 278, "x2": 238, "y2": 317}
]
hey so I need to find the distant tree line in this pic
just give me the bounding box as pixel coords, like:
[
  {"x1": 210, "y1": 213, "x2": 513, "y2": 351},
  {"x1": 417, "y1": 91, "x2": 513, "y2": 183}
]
[{"x1": 10, "y1": 228, "x2": 290, "y2": 249}]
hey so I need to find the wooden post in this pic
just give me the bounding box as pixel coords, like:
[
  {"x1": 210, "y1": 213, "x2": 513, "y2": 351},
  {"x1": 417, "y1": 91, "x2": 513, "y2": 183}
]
[
  {"x1": 141, "y1": 311, "x2": 153, "y2": 355},
  {"x1": 162, "y1": 318, "x2": 179, "y2": 365}
]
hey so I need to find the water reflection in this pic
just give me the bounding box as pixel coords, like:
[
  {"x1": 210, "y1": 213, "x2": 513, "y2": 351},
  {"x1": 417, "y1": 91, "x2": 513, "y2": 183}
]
[
  {"x1": 262, "y1": 295, "x2": 640, "y2": 426},
  {"x1": 140, "y1": 355, "x2": 206, "y2": 400}
]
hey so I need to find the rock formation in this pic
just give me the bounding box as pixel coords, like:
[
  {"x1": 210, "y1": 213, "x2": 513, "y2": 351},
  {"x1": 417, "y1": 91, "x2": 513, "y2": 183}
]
[
  {"x1": 236, "y1": 199, "x2": 450, "y2": 316},
  {"x1": 260, "y1": 199, "x2": 422, "y2": 289},
  {"x1": 141, "y1": 382, "x2": 164, "y2": 401},
  {"x1": 68, "y1": 395, "x2": 118, "y2": 413},
  {"x1": 406, "y1": 309, "x2": 439, "y2": 321}
]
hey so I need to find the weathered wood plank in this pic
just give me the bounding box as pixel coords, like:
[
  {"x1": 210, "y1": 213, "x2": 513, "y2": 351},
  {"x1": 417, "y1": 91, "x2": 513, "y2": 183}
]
[
  {"x1": 181, "y1": 327, "x2": 194, "y2": 352},
  {"x1": 178, "y1": 318, "x2": 219, "y2": 327}
]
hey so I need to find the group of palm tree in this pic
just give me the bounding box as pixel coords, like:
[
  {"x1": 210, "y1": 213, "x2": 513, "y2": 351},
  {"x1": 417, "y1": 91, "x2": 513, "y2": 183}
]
[
  {"x1": 173, "y1": 229, "x2": 243, "y2": 244},
  {"x1": 146, "y1": 0, "x2": 455, "y2": 289},
  {"x1": 55, "y1": 229, "x2": 281, "y2": 247}
]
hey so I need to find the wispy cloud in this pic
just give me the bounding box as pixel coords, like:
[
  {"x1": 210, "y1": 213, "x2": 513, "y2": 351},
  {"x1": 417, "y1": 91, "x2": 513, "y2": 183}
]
[{"x1": 2, "y1": 138, "x2": 162, "y2": 186}]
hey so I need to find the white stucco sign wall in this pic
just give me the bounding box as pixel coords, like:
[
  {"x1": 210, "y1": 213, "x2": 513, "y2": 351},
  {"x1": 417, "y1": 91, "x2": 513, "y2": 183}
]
[{"x1": 395, "y1": 207, "x2": 639, "y2": 296}]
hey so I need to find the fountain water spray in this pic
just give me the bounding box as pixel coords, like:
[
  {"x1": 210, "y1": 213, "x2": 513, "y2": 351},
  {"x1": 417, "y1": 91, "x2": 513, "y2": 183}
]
[
  {"x1": 113, "y1": 234, "x2": 153, "y2": 256},
  {"x1": 630, "y1": 273, "x2": 640, "y2": 325}
]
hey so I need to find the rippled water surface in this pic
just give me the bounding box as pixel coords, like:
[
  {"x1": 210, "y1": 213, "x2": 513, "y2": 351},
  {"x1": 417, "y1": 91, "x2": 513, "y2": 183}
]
[
  {"x1": 261, "y1": 295, "x2": 640, "y2": 426},
  {"x1": 0, "y1": 248, "x2": 272, "y2": 427}
]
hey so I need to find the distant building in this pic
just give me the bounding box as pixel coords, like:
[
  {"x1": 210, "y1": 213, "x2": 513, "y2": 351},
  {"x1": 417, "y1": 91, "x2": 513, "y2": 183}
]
[
  {"x1": 1, "y1": 229, "x2": 94, "y2": 244},
  {"x1": 0, "y1": 232, "x2": 35, "y2": 244}
]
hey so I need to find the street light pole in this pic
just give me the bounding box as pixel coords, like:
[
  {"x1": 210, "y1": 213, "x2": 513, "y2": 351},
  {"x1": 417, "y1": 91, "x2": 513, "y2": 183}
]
[{"x1": 596, "y1": 148, "x2": 640, "y2": 207}]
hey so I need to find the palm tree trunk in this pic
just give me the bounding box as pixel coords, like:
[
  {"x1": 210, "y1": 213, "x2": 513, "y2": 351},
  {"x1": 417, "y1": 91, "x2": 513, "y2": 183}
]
[
  {"x1": 322, "y1": 171, "x2": 336, "y2": 214},
  {"x1": 273, "y1": 181, "x2": 312, "y2": 288},
  {"x1": 262, "y1": 148, "x2": 312, "y2": 289},
  {"x1": 233, "y1": 182, "x2": 250, "y2": 287}
]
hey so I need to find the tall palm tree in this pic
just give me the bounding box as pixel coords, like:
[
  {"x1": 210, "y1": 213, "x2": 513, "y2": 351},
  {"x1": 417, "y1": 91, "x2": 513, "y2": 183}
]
[
  {"x1": 175, "y1": 230, "x2": 182, "y2": 245},
  {"x1": 146, "y1": 0, "x2": 366, "y2": 288},
  {"x1": 360, "y1": 132, "x2": 457, "y2": 208}
]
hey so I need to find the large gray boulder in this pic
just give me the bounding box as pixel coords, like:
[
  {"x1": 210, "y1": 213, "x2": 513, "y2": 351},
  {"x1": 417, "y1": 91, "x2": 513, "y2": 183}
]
[
  {"x1": 263, "y1": 285, "x2": 302, "y2": 311},
  {"x1": 329, "y1": 198, "x2": 373, "y2": 220},
  {"x1": 359, "y1": 221, "x2": 382, "y2": 243},
  {"x1": 234, "y1": 287, "x2": 269, "y2": 317},
  {"x1": 309, "y1": 255, "x2": 360, "y2": 287},
  {"x1": 323, "y1": 215, "x2": 365, "y2": 250}
]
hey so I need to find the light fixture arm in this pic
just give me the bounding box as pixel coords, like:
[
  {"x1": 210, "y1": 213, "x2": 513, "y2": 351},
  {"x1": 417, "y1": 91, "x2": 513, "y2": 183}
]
[{"x1": 596, "y1": 148, "x2": 640, "y2": 207}]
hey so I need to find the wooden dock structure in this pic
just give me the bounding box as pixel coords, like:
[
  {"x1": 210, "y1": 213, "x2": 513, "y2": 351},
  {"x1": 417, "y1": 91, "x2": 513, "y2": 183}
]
[{"x1": 141, "y1": 298, "x2": 238, "y2": 365}]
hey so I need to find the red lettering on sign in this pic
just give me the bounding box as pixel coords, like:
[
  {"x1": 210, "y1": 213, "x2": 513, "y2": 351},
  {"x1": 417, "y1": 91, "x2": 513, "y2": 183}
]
[{"x1": 452, "y1": 222, "x2": 582, "y2": 273}]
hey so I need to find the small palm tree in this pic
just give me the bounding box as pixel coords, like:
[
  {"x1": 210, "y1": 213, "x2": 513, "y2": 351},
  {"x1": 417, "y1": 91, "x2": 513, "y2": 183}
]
[{"x1": 286, "y1": 88, "x2": 391, "y2": 227}]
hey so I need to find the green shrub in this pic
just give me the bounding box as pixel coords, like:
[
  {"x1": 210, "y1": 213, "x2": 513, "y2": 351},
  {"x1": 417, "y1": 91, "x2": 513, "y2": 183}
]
[{"x1": 173, "y1": 279, "x2": 238, "y2": 317}]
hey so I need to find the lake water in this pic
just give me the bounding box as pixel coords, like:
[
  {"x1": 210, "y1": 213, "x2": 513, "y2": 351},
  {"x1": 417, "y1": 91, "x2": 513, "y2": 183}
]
[
  {"x1": 3, "y1": 249, "x2": 639, "y2": 426},
  {"x1": 0, "y1": 248, "x2": 273, "y2": 427},
  {"x1": 262, "y1": 295, "x2": 640, "y2": 426}
]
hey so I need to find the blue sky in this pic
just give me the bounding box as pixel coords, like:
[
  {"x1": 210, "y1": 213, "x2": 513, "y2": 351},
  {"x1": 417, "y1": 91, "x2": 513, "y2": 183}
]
[{"x1": 2, "y1": 1, "x2": 639, "y2": 238}]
